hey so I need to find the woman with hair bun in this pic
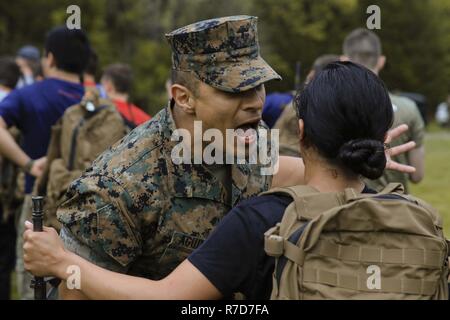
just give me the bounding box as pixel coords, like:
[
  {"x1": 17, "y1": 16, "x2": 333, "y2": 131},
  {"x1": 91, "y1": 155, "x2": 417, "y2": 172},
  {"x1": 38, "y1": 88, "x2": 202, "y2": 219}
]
[
  {"x1": 296, "y1": 61, "x2": 392, "y2": 183},
  {"x1": 23, "y1": 62, "x2": 433, "y2": 300}
]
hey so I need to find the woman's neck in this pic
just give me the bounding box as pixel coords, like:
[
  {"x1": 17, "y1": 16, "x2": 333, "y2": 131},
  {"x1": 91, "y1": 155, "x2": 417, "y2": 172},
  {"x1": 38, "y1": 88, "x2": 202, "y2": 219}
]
[{"x1": 304, "y1": 158, "x2": 365, "y2": 193}]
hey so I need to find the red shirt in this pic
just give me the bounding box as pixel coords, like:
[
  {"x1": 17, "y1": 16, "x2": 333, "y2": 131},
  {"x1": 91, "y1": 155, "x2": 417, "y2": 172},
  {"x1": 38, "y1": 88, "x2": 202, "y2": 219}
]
[
  {"x1": 113, "y1": 99, "x2": 151, "y2": 126},
  {"x1": 83, "y1": 80, "x2": 97, "y2": 87}
]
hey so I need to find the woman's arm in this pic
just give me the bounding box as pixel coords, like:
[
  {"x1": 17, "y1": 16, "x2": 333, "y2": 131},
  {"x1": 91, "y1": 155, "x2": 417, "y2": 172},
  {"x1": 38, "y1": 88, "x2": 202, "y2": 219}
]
[{"x1": 23, "y1": 222, "x2": 221, "y2": 300}]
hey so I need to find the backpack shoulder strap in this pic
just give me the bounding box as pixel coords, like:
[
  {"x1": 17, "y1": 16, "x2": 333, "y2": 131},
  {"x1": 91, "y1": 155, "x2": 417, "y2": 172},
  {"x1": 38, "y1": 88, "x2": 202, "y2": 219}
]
[
  {"x1": 379, "y1": 182, "x2": 405, "y2": 194},
  {"x1": 263, "y1": 185, "x2": 356, "y2": 220},
  {"x1": 261, "y1": 185, "x2": 318, "y2": 199},
  {"x1": 343, "y1": 183, "x2": 405, "y2": 203}
]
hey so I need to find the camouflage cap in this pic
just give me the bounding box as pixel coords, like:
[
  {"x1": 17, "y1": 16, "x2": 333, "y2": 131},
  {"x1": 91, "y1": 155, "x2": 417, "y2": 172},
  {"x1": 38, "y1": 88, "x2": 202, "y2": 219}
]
[{"x1": 165, "y1": 15, "x2": 281, "y2": 93}]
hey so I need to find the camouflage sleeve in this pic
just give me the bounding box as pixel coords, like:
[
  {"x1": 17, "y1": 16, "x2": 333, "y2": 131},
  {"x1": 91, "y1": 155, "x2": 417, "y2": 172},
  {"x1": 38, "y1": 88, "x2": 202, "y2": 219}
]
[
  {"x1": 57, "y1": 173, "x2": 143, "y2": 271},
  {"x1": 59, "y1": 226, "x2": 128, "y2": 273}
]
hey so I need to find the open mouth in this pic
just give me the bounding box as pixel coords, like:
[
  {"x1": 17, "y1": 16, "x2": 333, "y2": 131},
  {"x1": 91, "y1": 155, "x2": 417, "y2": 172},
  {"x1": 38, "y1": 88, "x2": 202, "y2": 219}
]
[
  {"x1": 236, "y1": 118, "x2": 260, "y2": 131},
  {"x1": 235, "y1": 118, "x2": 260, "y2": 145}
]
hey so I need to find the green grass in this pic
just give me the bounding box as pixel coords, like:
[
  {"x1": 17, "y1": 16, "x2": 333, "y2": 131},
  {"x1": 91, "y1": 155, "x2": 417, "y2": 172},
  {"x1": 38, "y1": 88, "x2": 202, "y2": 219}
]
[
  {"x1": 410, "y1": 126, "x2": 450, "y2": 237},
  {"x1": 11, "y1": 272, "x2": 18, "y2": 300}
]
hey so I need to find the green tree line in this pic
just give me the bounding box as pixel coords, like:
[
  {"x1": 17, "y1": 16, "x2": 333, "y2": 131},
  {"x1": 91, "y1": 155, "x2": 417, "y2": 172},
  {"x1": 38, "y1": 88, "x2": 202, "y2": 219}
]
[{"x1": 1, "y1": 0, "x2": 449, "y2": 116}]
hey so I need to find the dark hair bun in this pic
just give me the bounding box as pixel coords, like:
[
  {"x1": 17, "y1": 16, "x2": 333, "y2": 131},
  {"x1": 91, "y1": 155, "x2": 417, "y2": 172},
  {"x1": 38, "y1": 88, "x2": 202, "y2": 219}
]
[{"x1": 338, "y1": 139, "x2": 386, "y2": 179}]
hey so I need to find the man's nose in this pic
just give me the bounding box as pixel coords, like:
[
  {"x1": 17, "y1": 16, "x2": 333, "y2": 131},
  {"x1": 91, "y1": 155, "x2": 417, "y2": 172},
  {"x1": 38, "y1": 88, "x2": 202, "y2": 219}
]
[{"x1": 241, "y1": 88, "x2": 265, "y2": 112}]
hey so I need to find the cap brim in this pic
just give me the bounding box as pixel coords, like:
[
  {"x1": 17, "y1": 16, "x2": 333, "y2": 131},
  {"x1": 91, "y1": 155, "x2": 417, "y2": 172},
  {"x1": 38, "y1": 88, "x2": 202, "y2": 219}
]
[{"x1": 194, "y1": 56, "x2": 282, "y2": 93}]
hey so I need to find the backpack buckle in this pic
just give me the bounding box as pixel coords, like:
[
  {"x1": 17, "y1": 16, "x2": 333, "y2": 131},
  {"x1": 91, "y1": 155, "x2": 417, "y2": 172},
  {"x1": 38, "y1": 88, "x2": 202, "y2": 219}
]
[{"x1": 264, "y1": 225, "x2": 284, "y2": 257}]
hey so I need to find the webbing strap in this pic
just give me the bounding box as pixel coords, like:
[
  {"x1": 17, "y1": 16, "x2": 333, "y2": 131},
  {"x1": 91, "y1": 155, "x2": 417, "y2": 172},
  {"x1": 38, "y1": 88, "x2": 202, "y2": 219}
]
[
  {"x1": 310, "y1": 240, "x2": 444, "y2": 268},
  {"x1": 264, "y1": 235, "x2": 305, "y2": 265},
  {"x1": 303, "y1": 268, "x2": 437, "y2": 295},
  {"x1": 283, "y1": 240, "x2": 304, "y2": 265},
  {"x1": 379, "y1": 182, "x2": 405, "y2": 195}
]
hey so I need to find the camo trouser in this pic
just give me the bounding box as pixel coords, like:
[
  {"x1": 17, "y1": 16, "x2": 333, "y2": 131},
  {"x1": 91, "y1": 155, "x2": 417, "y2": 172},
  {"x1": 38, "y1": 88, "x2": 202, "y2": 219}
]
[{"x1": 15, "y1": 195, "x2": 33, "y2": 300}]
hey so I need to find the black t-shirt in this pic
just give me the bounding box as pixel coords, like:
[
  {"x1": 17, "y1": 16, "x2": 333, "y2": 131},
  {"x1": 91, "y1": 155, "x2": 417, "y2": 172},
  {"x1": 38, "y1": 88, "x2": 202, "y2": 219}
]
[{"x1": 188, "y1": 186, "x2": 376, "y2": 299}]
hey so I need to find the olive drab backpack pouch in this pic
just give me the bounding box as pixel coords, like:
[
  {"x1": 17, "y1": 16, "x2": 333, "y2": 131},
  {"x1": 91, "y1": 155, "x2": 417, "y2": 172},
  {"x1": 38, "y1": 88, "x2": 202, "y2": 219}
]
[
  {"x1": 33, "y1": 89, "x2": 130, "y2": 230},
  {"x1": 263, "y1": 183, "x2": 449, "y2": 300}
]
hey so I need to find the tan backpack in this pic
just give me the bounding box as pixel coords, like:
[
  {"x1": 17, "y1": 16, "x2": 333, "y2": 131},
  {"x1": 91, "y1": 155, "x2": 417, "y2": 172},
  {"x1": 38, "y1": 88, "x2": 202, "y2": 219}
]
[
  {"x1": 34, "y1": 89, "x2": 130, "y2": 230},
  {"x1": 263, "y1": 183, "x2": 450, "y2": 300}
]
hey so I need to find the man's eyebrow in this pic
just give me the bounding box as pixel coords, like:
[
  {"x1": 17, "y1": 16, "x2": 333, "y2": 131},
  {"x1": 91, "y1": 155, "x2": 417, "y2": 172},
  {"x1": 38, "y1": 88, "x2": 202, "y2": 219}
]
[{"x1": 219, "y1": 84, "x2": 263, "y2": 97}]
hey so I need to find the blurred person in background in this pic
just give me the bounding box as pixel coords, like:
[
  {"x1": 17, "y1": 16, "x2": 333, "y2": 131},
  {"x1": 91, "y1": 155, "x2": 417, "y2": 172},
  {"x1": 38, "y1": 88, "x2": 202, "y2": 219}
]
[
  {"x1": 435, "y1": 94, "x2": 450, "y2": 127},
  {"x1": 262, "y1": 92, "x2": 294, "y2": 128},
  {"x1": 342, "y1": 28, "x2": 425, "y2": 193},
  {"x1": 273, "y1": 54, "x2": 339, "y2": 157},
  {"x1": 0, "y1": 26, "x2": 90, "y2": 299},
  {"x1": 15, "y1": 45, "x2": 41, "y2": 88},
  {"x1": 101, "y1": 63, "x2": 151, "y2": 127},
  {"x1": 83, "y1": 49, "x2": 106, "y2": 98},
  {"x1": 0, "y1": 57, "x2": 20, "y2": 101},
  {"x1": 0, "y1": 56, "x2": 21, "y2": 300}
]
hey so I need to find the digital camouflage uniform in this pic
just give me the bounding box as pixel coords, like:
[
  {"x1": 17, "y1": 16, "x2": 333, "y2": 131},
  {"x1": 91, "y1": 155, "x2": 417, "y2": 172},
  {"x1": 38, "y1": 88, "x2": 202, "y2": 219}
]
[{"x1": 57, "y1": 15, "x2": 281, "y2": 280}]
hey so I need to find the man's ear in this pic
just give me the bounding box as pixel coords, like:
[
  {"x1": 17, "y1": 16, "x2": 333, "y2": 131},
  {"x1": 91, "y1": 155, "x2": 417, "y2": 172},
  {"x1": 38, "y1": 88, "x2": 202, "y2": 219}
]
[
  {"x1": 171, "y1": 84, "x2": 196, "y2": 115},
  {"x1": 46, "y1": 52, "x2": 56, "y2": 68},
  {"x1": 376, "y1": 55, "x2": 386, "y2": 72},
  {"x1": 340, "y1": 55, "x2": 350, "y2": 62}
]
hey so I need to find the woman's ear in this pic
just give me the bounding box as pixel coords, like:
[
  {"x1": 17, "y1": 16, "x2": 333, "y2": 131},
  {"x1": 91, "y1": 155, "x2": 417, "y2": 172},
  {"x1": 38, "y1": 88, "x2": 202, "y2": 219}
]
[
  {"x1": 171, "y1": 84, "x2": 196, "y2": 115},
  {"x1": 298, "y1": 119, "x2": 305, "y2": 141}
]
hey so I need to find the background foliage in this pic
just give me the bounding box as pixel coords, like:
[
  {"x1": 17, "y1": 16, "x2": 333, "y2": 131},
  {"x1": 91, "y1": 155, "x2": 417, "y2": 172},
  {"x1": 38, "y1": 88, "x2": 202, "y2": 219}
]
[{"x1": 1, "y1": 0, "x2": 449, "y2": 115}]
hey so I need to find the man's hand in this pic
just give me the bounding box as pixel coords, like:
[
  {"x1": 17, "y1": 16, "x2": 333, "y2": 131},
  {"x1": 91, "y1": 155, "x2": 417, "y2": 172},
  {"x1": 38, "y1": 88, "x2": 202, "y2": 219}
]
[
  {"x1": 29, "y1": 156, "x2": 47, "y2": 178},
  {"x1": 385, "y1": 124, "x2": 416, "y2": 173},
  {"x1": 23, "y1": 220, "x2": 67, "y2": 278}
]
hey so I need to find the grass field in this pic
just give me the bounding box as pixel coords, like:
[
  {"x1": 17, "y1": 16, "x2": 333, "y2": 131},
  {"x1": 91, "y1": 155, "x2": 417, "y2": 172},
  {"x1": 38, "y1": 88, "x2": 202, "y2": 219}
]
[
  {"x1": 11, "y1": 272, "x2": 17, "y2": 300},
  {"x1": 410, "y1": 126, "x2": 450, "y2": 237}
]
